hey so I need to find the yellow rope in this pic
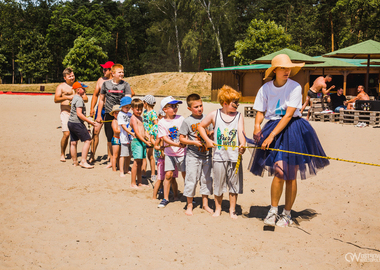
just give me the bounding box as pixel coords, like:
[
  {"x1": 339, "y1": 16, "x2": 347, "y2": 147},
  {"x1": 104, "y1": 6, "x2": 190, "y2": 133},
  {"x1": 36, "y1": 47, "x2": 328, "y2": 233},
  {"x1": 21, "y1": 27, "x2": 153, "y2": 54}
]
[{"x1": 214, "y1": 144, "x2": 380, "y2": 168}]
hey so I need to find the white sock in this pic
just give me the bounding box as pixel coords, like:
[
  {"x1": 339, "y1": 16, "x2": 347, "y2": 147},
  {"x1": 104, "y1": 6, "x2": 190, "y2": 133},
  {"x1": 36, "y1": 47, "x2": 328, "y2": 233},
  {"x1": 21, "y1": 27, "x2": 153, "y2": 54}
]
[
  {"x1": 269, "y1": 206, "x2": 278, "y2": 214},
  {"x1": 283, "y1": 209, "x2": 291, "y2": 216}
]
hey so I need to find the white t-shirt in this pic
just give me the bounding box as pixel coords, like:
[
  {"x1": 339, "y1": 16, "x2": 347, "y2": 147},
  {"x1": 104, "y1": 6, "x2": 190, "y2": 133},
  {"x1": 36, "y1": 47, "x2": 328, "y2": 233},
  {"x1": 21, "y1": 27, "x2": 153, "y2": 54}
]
[
  {"x1": 158, "y1": 115, "x2": 185, "y2": 157},
  {"x1": 117, "y1": 111, "x2": 132, "y2": 144},
  {"x1": 253, "y1": 79, "x2": 302, "y2": 120}
]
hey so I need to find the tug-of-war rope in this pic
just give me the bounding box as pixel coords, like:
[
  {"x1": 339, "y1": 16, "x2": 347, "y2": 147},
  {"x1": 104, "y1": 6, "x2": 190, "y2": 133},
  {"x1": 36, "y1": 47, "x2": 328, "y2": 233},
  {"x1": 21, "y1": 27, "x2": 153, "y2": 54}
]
[{"x1": 212, "y1": 143, "x2": 380, "y2": 175}]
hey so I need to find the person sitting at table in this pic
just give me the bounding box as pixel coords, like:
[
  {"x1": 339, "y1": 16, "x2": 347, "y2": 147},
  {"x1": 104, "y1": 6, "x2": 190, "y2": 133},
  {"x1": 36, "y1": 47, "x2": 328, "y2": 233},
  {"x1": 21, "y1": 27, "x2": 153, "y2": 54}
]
[
  {"x1": 327, "y1": 87, "x2": 346, "y2": 112},
  {"x1": 345, "y1": 85, "x2": 369, "y2": 110}
]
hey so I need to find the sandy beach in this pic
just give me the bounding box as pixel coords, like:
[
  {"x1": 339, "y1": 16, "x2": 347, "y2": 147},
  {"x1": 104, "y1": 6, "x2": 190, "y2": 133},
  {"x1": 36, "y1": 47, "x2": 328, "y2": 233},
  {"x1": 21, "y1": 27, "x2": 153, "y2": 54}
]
[{"x1": 1, "y1": 94, "x2": 379, "y2": 269}]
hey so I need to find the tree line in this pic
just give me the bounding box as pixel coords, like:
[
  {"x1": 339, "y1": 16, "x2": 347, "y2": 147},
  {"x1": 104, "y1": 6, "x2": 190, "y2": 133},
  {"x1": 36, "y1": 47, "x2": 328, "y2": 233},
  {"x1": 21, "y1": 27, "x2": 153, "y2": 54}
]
[{"x1": 1, "y1": 0, "x2": 380, "y2": 84}]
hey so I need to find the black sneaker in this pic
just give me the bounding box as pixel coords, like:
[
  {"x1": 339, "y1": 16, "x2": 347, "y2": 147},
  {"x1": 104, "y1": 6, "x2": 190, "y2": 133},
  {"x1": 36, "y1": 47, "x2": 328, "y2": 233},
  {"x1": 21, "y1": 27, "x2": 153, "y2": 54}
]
[{"x1": 158, "y1": 199, "x2": 169, "y2": 208}]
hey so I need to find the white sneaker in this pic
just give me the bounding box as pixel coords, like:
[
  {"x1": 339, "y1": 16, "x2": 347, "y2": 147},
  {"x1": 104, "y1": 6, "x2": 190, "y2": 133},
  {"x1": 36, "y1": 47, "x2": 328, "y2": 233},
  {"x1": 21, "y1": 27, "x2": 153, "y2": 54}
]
[
  {"x1": 276, "y1": 214, "x2": 293, "y2": 227},
  {"x1": 264, "y1": 211, "x2": 277, "y2": 226}
]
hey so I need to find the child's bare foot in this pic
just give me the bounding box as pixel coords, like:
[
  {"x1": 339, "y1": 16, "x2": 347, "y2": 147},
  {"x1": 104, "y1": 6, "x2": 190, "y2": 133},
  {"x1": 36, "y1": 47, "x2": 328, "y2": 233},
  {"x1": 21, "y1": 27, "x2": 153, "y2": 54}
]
[
  {"x1": 185, "y1": 207, "x2": 193, "y2": 216},
  {"x1": 120, "y1": 173, "x2": 127, "y2": 177},
  {"x1": 212, "y1": 210, "x2": 221, "y2": 217},
  {"x1": 203, "y1": 205, "x2": 214, "y2": 214},
  {"x1": 130, "y1": 184, "x2": 139, "y2": 189},
  {"x1": 79, "y1": 162, "x2": 94, "y2": 169},
  {"x1": 72, "y1": 162, "x2": 78, "y2": 167},
  {"x1": 230, "y1": 211, "x2": 238, "y2": 220},
  {"x1": 105, "y1": 163, "x2": 112, "y2": 169},
  {"x1": 137, "y1": 183, "x2": 149, "y2": 187},
  {"x1": 60, "y1": 155, "x2": 66, "y2": 162}
]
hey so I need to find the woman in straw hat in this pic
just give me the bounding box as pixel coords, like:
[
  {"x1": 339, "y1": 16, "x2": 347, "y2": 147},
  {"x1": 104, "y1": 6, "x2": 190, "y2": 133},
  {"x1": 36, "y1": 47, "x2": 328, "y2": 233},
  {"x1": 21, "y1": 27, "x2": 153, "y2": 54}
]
[{"x1": 247, "y1": 54, "x2": 329, "y2": 227}]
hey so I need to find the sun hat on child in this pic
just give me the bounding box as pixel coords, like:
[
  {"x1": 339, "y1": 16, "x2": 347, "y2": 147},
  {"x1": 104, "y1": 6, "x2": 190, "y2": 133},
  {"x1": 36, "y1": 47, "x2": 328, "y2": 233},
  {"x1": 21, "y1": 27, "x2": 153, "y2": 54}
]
[
  {"x1": 264, "y1": 54, "x2": 305, "y2": 80},
  {"x1": 120, "y1": 96, "x2": 132, "y2": 108},
  {"x1": 143, "y1": 95, "x2": 156, "y2": 105},
  {"x1": 160, "y1": 96, "x2": 182, "y2": 110},
  {"x1": 100, "y1": 61, "x2": 115, "y2": 69},
  {"x1": 110, "y1": 104, "x2": 121, "y2": 116},
  {"x1": 72, "y1": 81, "x2": 88, "y2": 89}
]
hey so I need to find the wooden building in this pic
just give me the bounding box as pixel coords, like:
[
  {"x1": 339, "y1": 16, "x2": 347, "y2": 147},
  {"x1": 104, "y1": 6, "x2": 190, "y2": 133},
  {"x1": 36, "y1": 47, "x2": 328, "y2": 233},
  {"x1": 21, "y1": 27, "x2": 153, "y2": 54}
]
[{"x1": 205, "y1": 57, "x2": 380, "y2": 103}]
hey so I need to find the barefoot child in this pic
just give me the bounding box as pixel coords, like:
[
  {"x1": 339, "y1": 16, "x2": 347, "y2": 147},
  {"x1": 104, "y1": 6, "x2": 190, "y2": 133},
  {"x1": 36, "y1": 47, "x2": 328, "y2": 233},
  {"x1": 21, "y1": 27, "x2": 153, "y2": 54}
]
[
  {"x1": 249, "y1": 54, "x2": 329, "y2": 227},
  {"x1": 67, "y1": 82, "x2": 97, "y2": 169},
  {"x1": 198, "y1": 86, "x2": 246, "y2": 219},
  {"x1": 142, "y1": 95, "x2": 158, "y2": 181},
  {"x1": 130, "y1": 98, "x2": 152, "y2": 188},
  {"x1": 179, "y1": 94, "x2": 213, "y2": 216},
  {"x1": 110, "y1": 105, "x2": 121, "y2": 172},
  {"x1": 118, "y1": 96, "x2": 134, "y2": 177},
  {"x1": 157, "y1": 96, "x2": 186, "y2": 208}
]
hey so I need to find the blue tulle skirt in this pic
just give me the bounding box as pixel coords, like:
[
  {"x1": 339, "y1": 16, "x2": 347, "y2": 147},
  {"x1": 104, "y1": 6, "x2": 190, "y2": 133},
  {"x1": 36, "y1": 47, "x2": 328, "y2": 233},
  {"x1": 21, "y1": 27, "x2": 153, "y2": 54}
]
[{"x1": 247, "y1": 117, "x2": 329, "y2": 180}]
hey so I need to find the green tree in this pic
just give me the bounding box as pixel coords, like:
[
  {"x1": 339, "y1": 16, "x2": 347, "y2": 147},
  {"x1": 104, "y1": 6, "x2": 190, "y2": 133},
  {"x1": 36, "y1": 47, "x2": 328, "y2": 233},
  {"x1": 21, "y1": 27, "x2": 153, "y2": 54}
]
[
  {"x1": 195, "y1": 0, "x2": 237, "y2": 67},
  {"x1": 0, "y1": 0, "x2": 23, "y2": 83},
  {"x1": 16, "y1": 30, "x2": 52, "y2": 82},
  {"x1": 62, "y1": 36, "x2": 107, "y2": 81},
  {"x1": 0, "y1": 53, "x2": 7, "y2": 81},
  {"x1": 230, "y1": 19, "x2": 291, "y2": 65},
  {"x1": 332, "y1": 0, "x2": 380, "y2": 49}
]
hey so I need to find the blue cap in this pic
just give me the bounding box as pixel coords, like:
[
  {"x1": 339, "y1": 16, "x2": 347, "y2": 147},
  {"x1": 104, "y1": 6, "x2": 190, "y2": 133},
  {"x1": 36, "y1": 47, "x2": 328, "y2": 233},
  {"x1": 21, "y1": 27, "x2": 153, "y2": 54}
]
[
  {"x1": 78, "y1": 81, "x2": 89, "y2": 88},
  {"x1": 120, "y1": 96, "x2": 132, "y2": 107}
]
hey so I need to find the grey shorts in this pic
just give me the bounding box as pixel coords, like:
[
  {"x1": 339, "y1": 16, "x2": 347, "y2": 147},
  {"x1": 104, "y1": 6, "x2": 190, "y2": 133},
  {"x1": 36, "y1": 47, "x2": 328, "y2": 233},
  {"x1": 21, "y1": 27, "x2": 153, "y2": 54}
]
[
  {"x1": 120, "y1": 143, "x2": 131, "y2": 157},
  {"x1": 307, "y1": 89, "x2": 318, "y2": 99},
  {"x1": 165, "y1": 155, "x2": 186, "y2": 172},
  {"x1": 213, "y1": 161, "x2": 243, "y2": 196},
  {"x1": 183, "y1": 155, "x2": 213, "y2": 197}
]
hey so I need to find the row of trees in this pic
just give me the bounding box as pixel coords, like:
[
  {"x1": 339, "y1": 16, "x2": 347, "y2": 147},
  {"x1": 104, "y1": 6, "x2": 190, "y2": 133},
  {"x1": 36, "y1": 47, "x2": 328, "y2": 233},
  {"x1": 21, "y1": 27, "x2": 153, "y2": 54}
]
[{"x1": 1, "y1": 0, "x2": 380, "y2": 83}]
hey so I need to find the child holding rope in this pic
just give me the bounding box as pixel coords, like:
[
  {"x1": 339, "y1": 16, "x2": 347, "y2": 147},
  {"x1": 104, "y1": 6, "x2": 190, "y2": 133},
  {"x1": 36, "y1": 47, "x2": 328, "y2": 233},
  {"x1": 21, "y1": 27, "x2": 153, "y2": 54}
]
[
  {"x1": 248, "y1": 54, "x2": 329, "y2": 227},
  {"x1": 198, "y1": 86, "x2": 246, "y2": 219}
]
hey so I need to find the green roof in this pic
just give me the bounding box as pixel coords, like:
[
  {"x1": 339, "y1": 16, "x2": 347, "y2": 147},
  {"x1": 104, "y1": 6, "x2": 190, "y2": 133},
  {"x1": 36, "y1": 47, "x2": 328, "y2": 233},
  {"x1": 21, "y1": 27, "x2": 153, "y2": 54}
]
[
  {"x1": 204, "y1": 64, "x2": 270, "y2": 72},
  {"x1": 252, "y1": 48, "x2": 324, "y2": 64},
  {"x1": 324, "y1": 39, "x2": 380, "y2": 59},
  {"x1": 305, "y1": 57, "x2": 357, "y2": 68}
]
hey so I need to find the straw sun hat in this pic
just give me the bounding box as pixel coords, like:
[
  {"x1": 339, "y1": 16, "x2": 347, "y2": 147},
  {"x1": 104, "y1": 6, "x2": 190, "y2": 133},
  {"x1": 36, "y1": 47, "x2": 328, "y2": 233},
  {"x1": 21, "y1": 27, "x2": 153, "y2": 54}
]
[
  {"x1": 110, "y1": 104, "x2": 121, "y2": 116},
  {"x1": 264, "y1": 54, "x2": 305, "y2": 80}
]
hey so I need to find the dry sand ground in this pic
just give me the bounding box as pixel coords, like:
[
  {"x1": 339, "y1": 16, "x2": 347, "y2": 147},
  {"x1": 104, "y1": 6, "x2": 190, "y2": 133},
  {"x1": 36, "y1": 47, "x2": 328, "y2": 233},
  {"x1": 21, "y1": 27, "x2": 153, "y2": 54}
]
[{"x1": 1, "y1": 94, "x2": 380, "y2": 269}]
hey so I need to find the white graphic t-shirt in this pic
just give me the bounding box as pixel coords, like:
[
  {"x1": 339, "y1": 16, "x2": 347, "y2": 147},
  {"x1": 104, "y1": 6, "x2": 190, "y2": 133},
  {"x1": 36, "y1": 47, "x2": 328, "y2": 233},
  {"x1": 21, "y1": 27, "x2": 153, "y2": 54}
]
[
  {"x1": 253, "y1": 79, "x2": 302, "y2": 120},
  {"x1": 118, "y1": 111, "x2": 133, "y2": 144}
]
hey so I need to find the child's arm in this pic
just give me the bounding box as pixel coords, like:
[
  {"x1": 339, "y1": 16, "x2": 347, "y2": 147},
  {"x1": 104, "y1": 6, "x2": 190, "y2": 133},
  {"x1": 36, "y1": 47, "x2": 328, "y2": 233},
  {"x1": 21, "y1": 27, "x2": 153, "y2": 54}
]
[
  {"x1": 112, "y1": 119, "x2": 120, "y2": 134},
  {"x1": 121, "y1": 124, "x2": 135, "y2": 137},
  {"x1": 261, "y1": 107, "x2": 296, "y2": 150},
  {"x1": 77, "y1": 107, "x2": 96, "y2": 126},
  {"x1": 161, "y1": 136, "x2": 183, "y2": 148},
  {"x1": 82, "y1": 92, "x2": 89, "y2": 103},
  {"x1": 131, "y1": 118, "x2": 151, "y2": 146},
  {"x1": 179, "y1": 134, "x2": 202, "y2": 147},
  {"x1": 238, "y1": 114, "x2": 246, "y2": 154},
  {"x1": 198, "y1": 110, "x2": 216, "y2": 149}
]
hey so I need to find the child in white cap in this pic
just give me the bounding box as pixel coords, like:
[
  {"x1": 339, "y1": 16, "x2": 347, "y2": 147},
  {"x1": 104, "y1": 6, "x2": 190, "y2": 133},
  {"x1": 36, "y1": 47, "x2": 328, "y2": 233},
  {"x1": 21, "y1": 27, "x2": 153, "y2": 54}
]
[{"x1": 157, "y1": 96, "x2": 186, "y2": 208}]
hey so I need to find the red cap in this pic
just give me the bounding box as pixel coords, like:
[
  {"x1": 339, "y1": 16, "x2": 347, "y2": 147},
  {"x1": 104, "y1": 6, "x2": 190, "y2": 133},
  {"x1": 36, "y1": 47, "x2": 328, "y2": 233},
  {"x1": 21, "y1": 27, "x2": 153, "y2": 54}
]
[{"x1": 100, "y1": 61, "x2": 114, "y2": 69}]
